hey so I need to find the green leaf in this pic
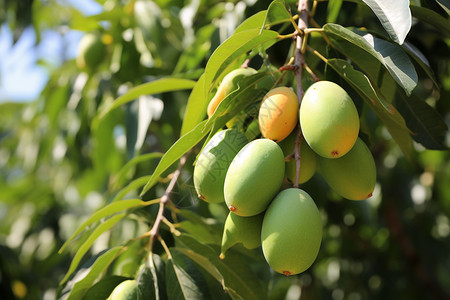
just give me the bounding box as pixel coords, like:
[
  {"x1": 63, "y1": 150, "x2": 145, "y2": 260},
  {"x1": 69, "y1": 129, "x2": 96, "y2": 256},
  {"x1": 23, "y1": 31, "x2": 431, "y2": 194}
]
[
  {"x1": 140, "y1": 120, "x2": 210, "y2": 197},
  {"x1": 60, "y1": 213, "x2": 127, "y2": 285},
  {"x1": 410, "y1": 5, "x2": 450, "y2": 37},
  {"x1": 203, "y1": 29, "x2": 279, "y2": 98},
  {"x1": 136, "y1": 262, "x2": 156, "y2": 300},
  {"x1": 83, "y1": 276, "x2": 130, "y2": 300},
  {"x1": 180, "y1": 74, "x2": 207, "y2": 136},
  {"x1": 98, "y1": 78, "x2": 196, "y2": 120},
  {"x1": 59, "y1": 199, "x2": 149, "y2": 254},
  {"x1": 263, "y1": 0, "x2": 294, "y2": 28},
  {"x1": 64, "y1": 247, "x2": 123, "y2": 300},
  {"x1": 234, "y1": 11, "x2": 267, "y2": 34},
  {"x1": 361, "y1": 0, "x2": 411, "y2": 44},
  {"x1": 324, "y1": 24, "x2": 417, "y2": 95},
  {"x1": 402, "y1": 41, "x2": 439, "y2": 88},
  {"x1": 166, "y1": 250, "x2": 210, "y2": 300},
  {"x1": 394, "y1": 92, "x2": 448, "y2": 150},
  {"x1": 327, "y1": 0, "x2": 343, "y2": 23},
  {"x1": 326, "y1": 58, "x2": 413, "y2": 159},
  {"x1": 174, "y1": 234, "x2": 267, "y2": 300},
  {"x1": 110, "y1": 152, "x2": 164, "y2": 191},
  {"x1": 111, "y1": 176, "x2": 152, "y2": 203}
]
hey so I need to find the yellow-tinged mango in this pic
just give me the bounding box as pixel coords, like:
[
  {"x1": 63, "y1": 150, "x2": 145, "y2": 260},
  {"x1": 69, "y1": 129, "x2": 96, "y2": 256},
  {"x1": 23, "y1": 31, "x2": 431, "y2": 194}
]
[
  {"x1": 194, "y1": 129, "x2": 247, "y2": 203},
  {"x1": 318, "y1": 138, "x2": 376, "y2": 200},
  {"x1": 224, "y1": 139, "x2": 285, "y2": 216},
  {"x1": 278, "y1": 130, "x2": 317, "y2": 184},
  {"x1": 207, "y1": 68, "x2": 257, "y2": 117},
  {"x1": 300, "y1": 81, "x2": 359, "y2": 158},
  {"x1": 258, "y1": 87, "x2": 299, "y2": 142},
  {"x1": 220, "y1": 212, "x2": 264, "y2": 259},
  {"x1": 261, "y1": 188, "x2": 322, "y2": 276}
]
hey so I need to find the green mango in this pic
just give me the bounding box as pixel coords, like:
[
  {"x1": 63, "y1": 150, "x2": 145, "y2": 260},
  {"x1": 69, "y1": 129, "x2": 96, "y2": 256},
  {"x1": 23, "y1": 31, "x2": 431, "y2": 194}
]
[
  {"x1": 261, "y1": 188, "x2": 322, "y2": 276},
  {"x1": 318, "y1": 137, "x2": 376, "y2": 200},
  {"x1": 76, "y1": 32, "x2": 105, "y2": 70},
  {"x1": 278, "y1": 131, "x2": 317, "y2": 184},
  {"x1": 300, "y1": 81, "x2": 360, "y2": 158},
  {"x1": 220, "y1": 212, "x2": 264, "y2": 259},
  {"x1": 108, "y1": 280, "x2": 139, "y2": 300},
  {"x1": 224, "y1": 139, "x2": 285, "y2": 216},
  {"x1": 194, "y1": 129, "x2": 247, "y2": 203},
  {"x1": 207, "y1": 68, "x2": 257, "y2": 117}
]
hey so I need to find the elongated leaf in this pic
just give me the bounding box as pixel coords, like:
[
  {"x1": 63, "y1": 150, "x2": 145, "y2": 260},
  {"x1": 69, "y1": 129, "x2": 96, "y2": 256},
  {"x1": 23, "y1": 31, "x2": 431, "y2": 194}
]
[
  {"x1": 324, "y1": 24, "x2": 417, "y2": 95},
  {"x1": 110, "y1": 152, "x2": 164, "y2": 191},
  {"x1": 234, "y1": 11, "x2": 267, "y2": 34},
  {"x1": 326, "y1": 58, "x2": 413, "y2": 159},
  {"x1": 60, "y1": 213, "x2": 126, "y2": 285},
  {"x1": 402, "y1": 41, "x2": 438, "y2": 88},
  {"x1": 263, "y1": 0, "x2": 293, "y2": 28},
  {"x1": 394, "y1": 91, "x2": 448, "y2": 150},
  {"x1": 362, "y1": 0, "x2": 411, "y2": 44},
  {"x1": 175, "y1": 234, "x2": 267, "y2": 300},
  {"x1": 140, "y1": 120, "x2": 209, "y2": 197},
  {"x1": 435, "y1": 0, "x2": 450, "y2": 14},
  {"x1": 166, "y1": 251, "x2": 209, "y2": 300},
  {"x1": 136, "y1": 262, "x2": 156, "y2": 300},
  {"x1": 65, "y1": 247, "x2": 124, "y2": 300},
  {"x1": 203, "y1": 29, "x2": 279, "y2": 98},
  {"x1": 98, "y1": 78, "x2": 196, "y2": 119},
  {"x1": 180, "y1": 74, "x2": 207, "y2": 136},
  {"x1": 410, "y1": 5, "x2": 450, "y2": 37},
  {"x1": 111, "y1": 176, "x2": 152, "y2": 203},
  {"x1": 60, "y1": 199, "x2": 150, "y2": 253},
  {"x1": 327, "y1": 0, "x2": 343, "y2": 23}
]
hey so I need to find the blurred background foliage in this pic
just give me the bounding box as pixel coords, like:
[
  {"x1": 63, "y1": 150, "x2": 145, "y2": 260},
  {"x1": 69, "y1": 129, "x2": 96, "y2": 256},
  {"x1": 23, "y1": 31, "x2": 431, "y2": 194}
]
[{"x1": 0, "y1": 0, "x2": 449, "y2": 299}]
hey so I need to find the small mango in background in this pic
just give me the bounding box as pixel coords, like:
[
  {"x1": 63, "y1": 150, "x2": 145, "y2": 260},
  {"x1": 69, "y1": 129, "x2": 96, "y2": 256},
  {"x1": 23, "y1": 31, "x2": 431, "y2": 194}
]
[
  {"x1": 300, "y1": 81, "x2": 359, "y2": 159},
  {"x1": 207, "y1": 68, "x2": 257, "y2": 117},
  {"x1": 220, "y1": 212, "x2": 264, "y2": 259},
  {"x1": 194, "y1": 129, "x2": 247, "y2": 203},
  {"x1": 318, "y1": 137, "x2": 376, "y2": 200}
]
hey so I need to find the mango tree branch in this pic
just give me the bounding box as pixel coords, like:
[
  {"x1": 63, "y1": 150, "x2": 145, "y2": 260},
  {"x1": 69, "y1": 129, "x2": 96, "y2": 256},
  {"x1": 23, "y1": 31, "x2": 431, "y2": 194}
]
[
  {"x1": 293, "y1": 0, "x2": 309, "y2": 188},
  {"x1": 148, "y1": 151, "x2": 190, "y2": 249}
]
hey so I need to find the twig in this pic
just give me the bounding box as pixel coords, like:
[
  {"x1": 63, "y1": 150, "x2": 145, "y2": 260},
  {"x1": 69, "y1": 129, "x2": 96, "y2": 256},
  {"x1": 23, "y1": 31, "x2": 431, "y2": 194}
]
[
  {"x1": 148, "y1": 152, "x2": 190, "y2": 249},
  {"x1": 293, "y1": 0, "x2": 309, "y2": 188}
]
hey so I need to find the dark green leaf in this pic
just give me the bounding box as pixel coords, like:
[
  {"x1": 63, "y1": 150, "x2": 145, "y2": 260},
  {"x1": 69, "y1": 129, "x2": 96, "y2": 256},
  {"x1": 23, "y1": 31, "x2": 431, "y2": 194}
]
[
  {"x1": 327, "y1": 0, "x2": 343, "y2": 23},
  {"x1": 410, "y1": 5, "x2": 450, "y2": 37},
  {"x1": 140, "y1": 120, "x2": 210, "y2": 197},
  {"x1": 263, "y1": 0, "x2": 293, "y2": 28}
]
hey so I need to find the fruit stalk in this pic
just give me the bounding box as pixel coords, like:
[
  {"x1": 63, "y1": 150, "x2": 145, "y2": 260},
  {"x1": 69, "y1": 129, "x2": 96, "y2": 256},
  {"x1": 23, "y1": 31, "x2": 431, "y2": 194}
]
[{"x1": 293, "y1": 0, "x2": 309, "y2": 188}]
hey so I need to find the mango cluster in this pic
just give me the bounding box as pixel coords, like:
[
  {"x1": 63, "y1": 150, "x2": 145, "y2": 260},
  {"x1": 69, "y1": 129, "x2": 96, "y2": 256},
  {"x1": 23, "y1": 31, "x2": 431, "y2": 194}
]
[{"x1": 194, "y1": 69, "x2": 376, "y2": 276}]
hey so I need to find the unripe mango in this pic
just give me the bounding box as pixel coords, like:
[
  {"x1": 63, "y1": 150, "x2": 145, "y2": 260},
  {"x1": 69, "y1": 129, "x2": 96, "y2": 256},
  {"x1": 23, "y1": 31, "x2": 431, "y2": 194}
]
[
  {"x1": 108, "y1": 280, "x2": 138, "y2": 300},
  {"x1": 318, "y1": 138, "x2": 376, "y2": 200},
  {"x1": 76, "y1": 32, "x2": 106, "y2": 70},
  {"x1": 258, "y1": 87, "x2": 299, "y2": 142},
  {"x1": 300, "y1": 81, "x2": 359, "y2": 158},
  {"x1": 224, "y1": 139, "x2": 285, "y2": 216},
  {"x1": 278, "y1": 131, "x2": 317, "y2": 184},
  {"x1": 194, "y1": 129, "x2": 247, "y2": 203},
  {"x1": 207, "y1": 68, "x2": 257, "y2": 117},
  {"x1": 261, "y1": 188, "x2": 322, "y2": 276},
  {"x1": 220, "y1": 212, "x2": 264, "y2": 259}
]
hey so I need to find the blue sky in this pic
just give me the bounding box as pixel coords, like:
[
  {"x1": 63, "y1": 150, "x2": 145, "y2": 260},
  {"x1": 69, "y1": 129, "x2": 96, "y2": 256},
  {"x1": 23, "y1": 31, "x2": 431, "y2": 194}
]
[{"x1": 0, "y1": 0, "x2": 103, "y2": 102}]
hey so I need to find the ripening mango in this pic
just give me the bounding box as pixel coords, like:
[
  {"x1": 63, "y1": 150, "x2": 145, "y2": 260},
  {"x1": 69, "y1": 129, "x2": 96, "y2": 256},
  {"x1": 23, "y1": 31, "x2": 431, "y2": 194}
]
[
  {"x1": 194, "y1": 129, "x2": 247, "y2": 203},
  {"x1": 207, "y1": 68, "x2": 258, "y2": 118},
  {"x1": 318, "y1": 138, "x2": 376, "y2": 200},
  {"x1": 76, "y1": 32, "x2": 106, "y2": 70},
  {"x1": 108, "y1": 280, "x2": 139, "y2": 300},
  {"x1": 278, "y1": 131, "x2": 317, "y2": 184},
  {"x1": 261, "y1": 188, "x2": 322, "y2": 276},
  {"x1": 300, "y1": 81, "x2": 359, "y2": 158},
  {"x1": 258, "y1": 87, "x2": 299, "y2": 142},
  {"x1": 224, "y1": 139, "x2": 285, "y2": 217},
  {"x1": 220, "y1": 212, "x2": 264, "y2": 259}
]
